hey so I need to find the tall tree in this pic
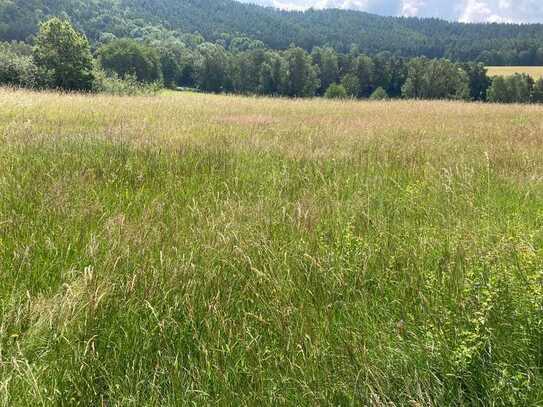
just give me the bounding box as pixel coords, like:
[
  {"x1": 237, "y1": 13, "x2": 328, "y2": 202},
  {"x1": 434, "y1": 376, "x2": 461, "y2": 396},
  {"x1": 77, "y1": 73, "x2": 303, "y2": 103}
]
[
  {"x1": 194, "y1": 42, "x2": 228, "y2": 93},
  {"x1": 33, "y1": 17, "x2": 94, "y2": 90},
  {"x1": 531, "y1": 78, "x2": 543, "y2": 103},
  {"x1": 487, "y1": 76, "x2": 510, "y2": 103},
  {"x1": 462, "y1": 62, "x2": 491, "y2": 101},
  {"x1": 97, "y1": 38, "x2": 162, "y2": 83},
  {"x1": 284, "y1": 47, "x2": 319, "y2": 97},
  {"x1": 402, "y1": 58, "x2": 469, "y2": 100},
  {"x1": 353, "y1": 55, "x2": 374, "y2": 97},
  {"x1": 487, "y1": 74, "x2": 532, "y2": 104},
  {"x1": 158, "y1": 46, "x2": 183, "y2": 88},
  {"x1": 312, "y1": 47, "x2": 338, "y2": 95},
  {"x1": 259, "y1": 51, "x2": 286, "y2": 95}
]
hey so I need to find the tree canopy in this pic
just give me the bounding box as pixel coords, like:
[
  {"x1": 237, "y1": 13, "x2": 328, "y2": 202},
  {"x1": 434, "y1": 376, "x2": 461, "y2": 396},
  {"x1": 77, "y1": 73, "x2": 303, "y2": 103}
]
[
  {"x1": 98, "y1": 39, "x2": 161, "y2": 83},
  {"x1": 2, "y1": 0, "x2": 543, "y2": 65},
  {"x1": 33, "y1": 17, "x2": 94, "y2": 90}
]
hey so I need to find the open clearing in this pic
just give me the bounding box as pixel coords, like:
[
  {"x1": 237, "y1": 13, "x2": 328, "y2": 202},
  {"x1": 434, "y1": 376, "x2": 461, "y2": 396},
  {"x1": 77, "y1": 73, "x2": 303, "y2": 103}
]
[
  {"x1": 486, "y1": 66, "x2": 543, "y2": 79},
  {"x1": 0, "y1": 89, "x2": 542, "y2": 405}
]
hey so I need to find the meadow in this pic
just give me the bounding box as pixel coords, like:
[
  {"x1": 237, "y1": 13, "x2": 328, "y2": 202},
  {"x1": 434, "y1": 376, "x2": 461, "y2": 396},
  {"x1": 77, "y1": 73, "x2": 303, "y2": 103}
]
[
  {"x1": 487, "y1": 66, "x2": 543, "y2": 79},
  {"x1": 0, "y1": 88, "x2": 542, "y2": 405}
]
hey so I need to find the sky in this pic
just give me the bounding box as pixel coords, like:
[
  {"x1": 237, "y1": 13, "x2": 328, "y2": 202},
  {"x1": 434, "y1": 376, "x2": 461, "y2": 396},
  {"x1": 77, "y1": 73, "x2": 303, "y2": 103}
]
[{"x1": 240, "y1": 0, "x2": 543, "y2": 23}]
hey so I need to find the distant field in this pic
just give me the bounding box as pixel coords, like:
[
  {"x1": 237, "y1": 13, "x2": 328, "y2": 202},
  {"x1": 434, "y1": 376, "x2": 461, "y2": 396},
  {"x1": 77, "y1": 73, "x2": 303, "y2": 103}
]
[
  {"x1": 487, "y1": 66, "x2": 543, "y2": 79},
  {"x1": 1, "y1": 89, "x2": 543, "y2": 405}
]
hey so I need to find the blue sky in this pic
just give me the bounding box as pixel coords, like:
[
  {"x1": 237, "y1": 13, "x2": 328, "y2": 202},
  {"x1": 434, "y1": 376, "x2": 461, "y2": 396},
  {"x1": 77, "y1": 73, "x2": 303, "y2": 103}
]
[{"x1": 240, "y1": 0, "x2": 543, "y2": 23}]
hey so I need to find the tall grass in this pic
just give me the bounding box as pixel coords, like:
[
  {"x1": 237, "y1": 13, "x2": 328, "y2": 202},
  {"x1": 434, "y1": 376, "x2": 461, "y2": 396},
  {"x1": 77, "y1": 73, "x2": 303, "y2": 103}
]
[{"x1": 0, "y1": 88, "x2": 542, "y2": 405}]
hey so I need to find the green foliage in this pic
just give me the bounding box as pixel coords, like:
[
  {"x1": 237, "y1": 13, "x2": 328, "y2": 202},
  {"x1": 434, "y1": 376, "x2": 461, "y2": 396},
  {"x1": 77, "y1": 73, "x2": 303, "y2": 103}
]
[
  {"x1": 509, "y1": 74, "x2": 534, "y2": 103},
  {"x1": 258, "y1": 53, "x2": 286, "y2": 95},
  {"x1": 531, "y1": 78, "x2": 543, "y2": 103},
  {"x1": 340, "y1": 73, "x2": 360, "y2": 97},
  {"x1": 312, "y1": 47, "x2": 338, "y2": 95},
  {"x1": 284, "y1": 46, "x2": 319, "y2": 97},
  {"x1": 1, "y1": 40, "x2": 33, "y2": 56},
  {"x1": 97, "y1": 39, "x2": 162, "y2": 83},
  {"x1": 369, "y1": 87, "x2": 388, "y2": 100},
  {"x1": 487, "y1": 74, "x2": 533, "y2": 104},
  {"x1": 93, "y1": 68, "x2": 162, "y2": 95},
  {"x1": 487, "y1": 76, "x2": 510, "y2": 103},
  {"x1": 158, "y1": 46, "x2": 183, "y2": 88},
  {"x1": 33, "y1": 17, "x2": 94, "y2": 91},
  {"x1": 0, "y1": 12, "x2": 538, "y2": 104},
  {"x1": 0, "y1": 43, "x2": 39, "y2": 88},
  {"x1": 193, "y1": 42, "x2": 228, "y2": 93},
  {"x1": 0, "y1": 0, "x2": 41, "y2": 41},
  {"x1": 402, "y1": 58, "x2": 469, "y2": 100},
  {"x1": 2, "y1": 0, "x2": 543, "y2": 66},
  {"x1": 462, "y1": 62, "x2": 491, "y2": 101},
  {"x1": 353, "y1": 54, "x2": 374, "y2": 97},
  {"x1": 371, "y1": 52, "x2": 407, "y2": 98},
  {"x1": 229, "y1": 48, "x2": 267, "y2": 94},
  {"x1": 228, "y1": 36, "x2": 265, "y2": 52},
  {"x1": 324, "y1": 83, "x2": 346, "y2": 99}
]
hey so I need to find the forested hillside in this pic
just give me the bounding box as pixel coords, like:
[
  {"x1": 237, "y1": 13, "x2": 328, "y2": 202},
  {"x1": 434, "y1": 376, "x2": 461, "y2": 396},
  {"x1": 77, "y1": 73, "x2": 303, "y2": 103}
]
[{"x1": 2, "y1": 0, "x2": 543, "y2": 64}]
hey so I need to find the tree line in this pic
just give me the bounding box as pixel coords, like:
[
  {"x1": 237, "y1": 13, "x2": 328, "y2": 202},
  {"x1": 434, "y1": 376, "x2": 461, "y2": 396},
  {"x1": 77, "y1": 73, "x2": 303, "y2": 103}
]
[
  {"x1": 2, "y1": 17, "x2": 543, "y2": 105},
  {"x1": 2, "y1": 0, "x2": 543, "y2": 66}
]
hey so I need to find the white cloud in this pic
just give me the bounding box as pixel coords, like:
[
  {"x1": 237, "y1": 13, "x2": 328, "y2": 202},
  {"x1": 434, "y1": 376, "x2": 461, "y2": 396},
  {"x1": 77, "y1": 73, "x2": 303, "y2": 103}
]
[
  {"x1": 459, "y1": 0, "x2": 508, "y2": 22},
  {"x1": 257, "y1": 0, "x2": 370, "y2": 10},
  {"x1": 239, "y1": 0, "x2": 543, "y2": 22},
  {"x1": 401, "y1": 0, "x2": 425, "y2": 17}
]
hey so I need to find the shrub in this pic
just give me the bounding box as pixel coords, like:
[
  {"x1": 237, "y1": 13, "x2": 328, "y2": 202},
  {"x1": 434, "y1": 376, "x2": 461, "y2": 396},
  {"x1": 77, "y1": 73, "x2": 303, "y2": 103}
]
[
  {"x1": 324, "y1": 83, "x2": 347, "y2": 99},
  {"x1": 93, "y1": 68, "x2": 161, "y2": 96},
  {"x1": 0, "y1": 46, "x2": 39, "y2": 88},
  {"x1": 369, "y1": 87, "x2": 388, "y2": 100}
]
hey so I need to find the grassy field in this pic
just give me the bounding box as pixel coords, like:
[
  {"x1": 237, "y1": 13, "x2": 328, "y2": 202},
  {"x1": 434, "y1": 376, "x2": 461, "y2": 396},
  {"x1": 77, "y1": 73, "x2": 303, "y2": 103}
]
[
  {"x1": 487, "y1": 66, "x2": 543, "y2": 79},
  {"x1": 0, "y1": 88, "x2": 542, "y2": 405}
]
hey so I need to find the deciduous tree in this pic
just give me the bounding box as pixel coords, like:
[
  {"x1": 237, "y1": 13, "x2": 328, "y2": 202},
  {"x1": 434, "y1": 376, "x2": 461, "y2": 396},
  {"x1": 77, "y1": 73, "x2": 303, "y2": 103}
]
[{"x1": 33, "y1": 17, "x2": 94, "y2": 90}]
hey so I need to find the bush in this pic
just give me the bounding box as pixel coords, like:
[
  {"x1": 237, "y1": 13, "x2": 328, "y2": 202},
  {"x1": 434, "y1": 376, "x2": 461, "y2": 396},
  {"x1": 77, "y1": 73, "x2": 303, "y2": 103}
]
[
  {"x1": 93, "y1": 68, "x2": 161, "y2": 96},
  {"x1": 369, "y1": 87, "x2": 388, "y2": 100},
  {"x1": 0, "y1": 46, "x2": 39, "y2": 88},
  {"x1": 324, "y1": 83, "x2": 347, "y2": 99}
]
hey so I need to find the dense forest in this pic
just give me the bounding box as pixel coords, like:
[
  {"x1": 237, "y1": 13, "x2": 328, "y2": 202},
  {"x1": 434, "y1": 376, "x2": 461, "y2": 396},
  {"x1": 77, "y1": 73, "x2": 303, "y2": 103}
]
[
  {"x1": 2, "y1": 0, "x2": 543, "y2": 65},
  {"x1": 3, "y1": 17, "x2": 542, "y2": 105}
]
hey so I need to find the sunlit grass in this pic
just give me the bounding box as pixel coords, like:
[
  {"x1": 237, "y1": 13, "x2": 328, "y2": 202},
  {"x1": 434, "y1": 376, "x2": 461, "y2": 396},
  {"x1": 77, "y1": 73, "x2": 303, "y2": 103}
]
[{"x1": 0, "y1": 88, "x2": 542, "y2": 405}]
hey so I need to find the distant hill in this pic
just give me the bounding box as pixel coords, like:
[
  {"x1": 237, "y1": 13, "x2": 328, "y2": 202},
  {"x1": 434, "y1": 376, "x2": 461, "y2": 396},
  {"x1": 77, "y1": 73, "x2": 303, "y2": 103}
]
[{"x1": 2, "y1": 0, "x2": 543, "y2": 63}]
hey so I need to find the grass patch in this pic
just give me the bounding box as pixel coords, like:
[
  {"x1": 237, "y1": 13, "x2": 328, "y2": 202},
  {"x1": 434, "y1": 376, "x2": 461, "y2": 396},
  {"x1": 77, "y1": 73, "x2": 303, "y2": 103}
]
[{"x1": 1, "y1": 88, "x2": 543, "y2": 405}]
